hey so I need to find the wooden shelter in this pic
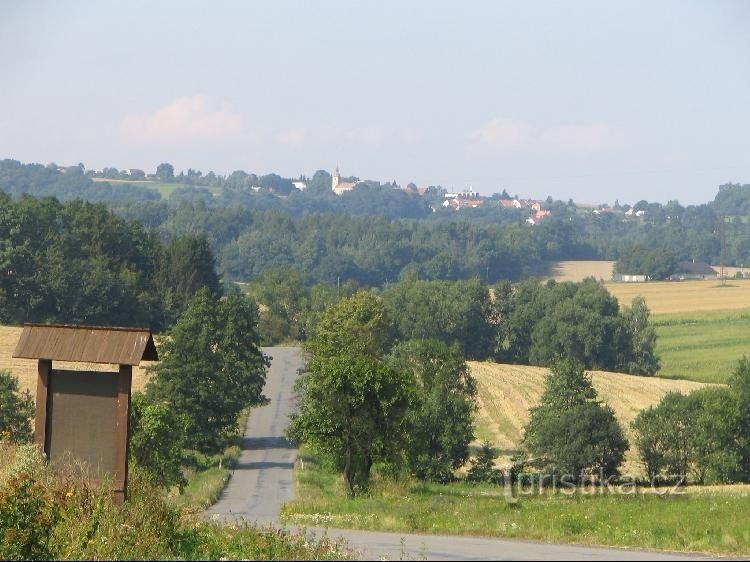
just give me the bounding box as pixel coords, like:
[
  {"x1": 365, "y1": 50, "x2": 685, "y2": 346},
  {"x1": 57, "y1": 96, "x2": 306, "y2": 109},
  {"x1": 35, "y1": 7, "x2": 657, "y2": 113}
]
[{"x1": 13, "y1": 324, "x2": 158, "y2": 502}]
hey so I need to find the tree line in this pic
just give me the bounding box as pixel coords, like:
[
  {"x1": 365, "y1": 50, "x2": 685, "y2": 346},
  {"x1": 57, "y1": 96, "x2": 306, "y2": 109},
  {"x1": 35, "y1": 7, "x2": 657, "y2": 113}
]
[
  {"x1": 247, "y1": 272, "x2": 660, "y2": 375},
  {"x1": 0, "y1": 193, "x2": 219, "y2": 330},
  {"x1": 6, "y1": 159, "x2": 750, "y2": 283}
]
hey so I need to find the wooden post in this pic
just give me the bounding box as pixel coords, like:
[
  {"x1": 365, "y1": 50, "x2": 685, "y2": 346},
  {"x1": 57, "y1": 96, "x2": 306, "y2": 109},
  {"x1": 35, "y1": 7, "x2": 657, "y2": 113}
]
[
  {"x1": 114, "y1": 364, "x2": 132, "y2": 504},
  {"x1": 34, "y1": 359, "x2": 51, "y2": 454}
]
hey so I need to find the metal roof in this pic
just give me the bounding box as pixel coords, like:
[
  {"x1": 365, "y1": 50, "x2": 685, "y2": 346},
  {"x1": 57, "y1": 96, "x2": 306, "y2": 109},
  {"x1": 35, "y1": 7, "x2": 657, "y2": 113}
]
[
  {"x1": 675, "y1": 261, "x2": 717, "y2": 275},
  {"x1": 13, "y1": 324, "x2": 158, "y2": 366}
]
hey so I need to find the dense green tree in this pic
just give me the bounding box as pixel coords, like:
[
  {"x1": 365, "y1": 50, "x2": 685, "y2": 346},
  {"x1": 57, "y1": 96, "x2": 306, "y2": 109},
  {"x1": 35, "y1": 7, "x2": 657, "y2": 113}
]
[
  {"x1": 387, "y1": 340, "x2": 477, "y2": 482},
  {"x1": 528, "y1": 279, "x2": 624, "y2": 369},
  {"x1": 621, "y1": 296, "x2": 660, "y2": 375},
  {"x1": 522, "y1": 359, "x2": 628, "y2": 481},
  {"x1": 155, "y1": 162, "x2": 175, "y2": 182},
  {"x1": 729, "y1": 356, "x2": 750, "y2": 479},
  {"x1": 244, "y1": 267, "x2": 306, "y2": 344},
  {"x1": 157, "y1": 233, "x2": 221, "y2": 326},
  {"x1": 0, "y1": 370, "x2": 34, "y2": 443},
  {"x1": 383, "y1": 278, "x2": 496, "y2": 360},
  {"x1": 305, "y1": 291, "x2": 394, "y2": 359},
  {"x1": 614, "y1": 245, "x2": 678, "y2": 279},
  {"x1": 147, "y1": 288, "x2": 268, "y2": 454},
  {"x1": 632, "y1": 388, "x2": 741, "y2": 484},
  {"x1": 288, "y1": 353, "x2": 411, "y2": 496},
  {"x1": 129, "y1": 392, "x2": 188, "y2": 489}
]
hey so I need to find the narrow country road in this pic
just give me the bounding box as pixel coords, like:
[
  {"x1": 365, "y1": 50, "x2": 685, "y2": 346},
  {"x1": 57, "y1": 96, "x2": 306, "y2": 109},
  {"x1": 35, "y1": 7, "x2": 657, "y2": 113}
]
[
  {"x1": 204, "y1": 347, "x2": 717, "y2": 561},
  {"x1": 204, "y1": 346, "x2": 302, "y2": 524}
]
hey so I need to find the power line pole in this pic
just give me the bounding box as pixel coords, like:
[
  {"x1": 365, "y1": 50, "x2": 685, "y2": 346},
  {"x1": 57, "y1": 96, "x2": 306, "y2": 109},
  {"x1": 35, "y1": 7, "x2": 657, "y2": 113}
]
[{"x1": 720, "y1": 215, "x2": 727, "y2": 287}]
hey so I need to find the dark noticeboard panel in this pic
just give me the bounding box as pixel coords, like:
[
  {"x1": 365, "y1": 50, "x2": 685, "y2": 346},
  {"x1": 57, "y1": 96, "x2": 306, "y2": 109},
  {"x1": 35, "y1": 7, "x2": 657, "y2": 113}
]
[{"x1": 47, "y1": 370, "x2": 119, "y2": 477}]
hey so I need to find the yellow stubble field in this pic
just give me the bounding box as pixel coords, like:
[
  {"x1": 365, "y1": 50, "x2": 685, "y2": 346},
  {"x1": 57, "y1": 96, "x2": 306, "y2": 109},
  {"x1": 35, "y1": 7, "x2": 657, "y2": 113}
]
[{"x1": 470, "y1": 361, "x2": 710, "y2": 471}]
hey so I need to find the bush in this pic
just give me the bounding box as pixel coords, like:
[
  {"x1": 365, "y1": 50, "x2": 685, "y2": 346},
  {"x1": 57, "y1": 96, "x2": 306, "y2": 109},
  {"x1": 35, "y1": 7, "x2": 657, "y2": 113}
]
[
  {"x1": 129, "y1": 392, "x2": 188, "y2": 490},
  {"x1": 632, "y1": 387, "x2": 742, "y2": 484},
  {"x1": 0, "y1": 370, "x2": 34, "y2": 443},
  {"x1": 0, "y1": 445, "x2": 353, "y2": 560},
  {"x1": 466, "y1": 442, "x2": 501, "y2": 484},
  {"x1": 0, "y1": 473, "x2": 58, "y2": 561}
]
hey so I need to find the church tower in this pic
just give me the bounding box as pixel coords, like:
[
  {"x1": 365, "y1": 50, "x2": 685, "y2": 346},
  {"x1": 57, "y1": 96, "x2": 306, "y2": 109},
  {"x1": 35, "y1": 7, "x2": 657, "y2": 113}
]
[{"x1": 331, "y1": 166, "x2": 340, "y2": 192}]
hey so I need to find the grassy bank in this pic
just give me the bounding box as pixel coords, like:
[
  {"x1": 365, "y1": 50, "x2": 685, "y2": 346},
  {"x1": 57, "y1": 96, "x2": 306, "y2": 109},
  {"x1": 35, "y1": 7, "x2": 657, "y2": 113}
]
[
  {"x1": 282, "y1": 452, "x2": 750, "y2": 556},
  {"x1": 173, "y1": 408, "x2": 250, "y2": 512},
  {"x1": 654, "y1": 309, "x2": 750, "y2": 383}
]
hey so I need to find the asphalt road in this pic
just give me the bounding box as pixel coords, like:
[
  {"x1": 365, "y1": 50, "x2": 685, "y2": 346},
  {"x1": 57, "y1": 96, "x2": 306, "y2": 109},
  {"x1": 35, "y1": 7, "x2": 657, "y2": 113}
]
[{"x1": 204, "y1": 347, "x2": 718, "y2": 561}]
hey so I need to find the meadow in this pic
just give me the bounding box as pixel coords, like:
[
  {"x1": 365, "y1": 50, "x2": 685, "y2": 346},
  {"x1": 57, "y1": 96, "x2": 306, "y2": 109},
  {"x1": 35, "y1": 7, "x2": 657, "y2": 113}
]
[
  {"x1": 283, "y1": 451, "x2": 750, "y2": 556},
  {"x1": 91, "y1": 178, "x2": 224, "y2": 199}
]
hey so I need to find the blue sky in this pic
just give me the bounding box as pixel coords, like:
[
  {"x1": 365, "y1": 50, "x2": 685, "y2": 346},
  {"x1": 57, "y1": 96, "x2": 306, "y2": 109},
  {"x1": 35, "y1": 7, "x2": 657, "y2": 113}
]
[{"x1": 1, "y1": 0, "x2": 749, "y2": 204}]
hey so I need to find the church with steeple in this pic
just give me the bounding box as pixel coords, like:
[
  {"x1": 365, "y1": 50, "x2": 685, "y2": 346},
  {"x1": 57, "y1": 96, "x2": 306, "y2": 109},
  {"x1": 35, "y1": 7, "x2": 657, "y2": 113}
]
[{"x1": 331, "y1": 167, "x2": 359, "y2": 195}]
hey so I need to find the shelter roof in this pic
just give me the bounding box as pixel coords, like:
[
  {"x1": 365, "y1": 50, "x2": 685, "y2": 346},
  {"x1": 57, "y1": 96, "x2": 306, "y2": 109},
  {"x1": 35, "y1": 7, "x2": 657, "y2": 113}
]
[{"x1": 13, "y1": 324, "x2": 158, "y2": 366}]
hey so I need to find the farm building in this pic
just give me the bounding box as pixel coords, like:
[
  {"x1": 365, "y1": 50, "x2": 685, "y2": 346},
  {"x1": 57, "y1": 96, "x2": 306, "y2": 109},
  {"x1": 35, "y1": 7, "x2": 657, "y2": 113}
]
[
  {"x1": 612, "y1": 273, "x2": 648, "y2": 283},
  {"x1": 669, "y1": 261, "x2": 718, "y2": 281}
]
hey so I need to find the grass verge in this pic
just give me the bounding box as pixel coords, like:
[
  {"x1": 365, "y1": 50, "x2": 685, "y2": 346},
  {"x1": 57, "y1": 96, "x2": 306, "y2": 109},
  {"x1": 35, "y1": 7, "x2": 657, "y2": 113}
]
[
  {"x1": 282, "y1": 451, "x2": 750, "y2": 556},
  {"x1": 172, "y1": 408, "x2": 249, "y2": 512}
]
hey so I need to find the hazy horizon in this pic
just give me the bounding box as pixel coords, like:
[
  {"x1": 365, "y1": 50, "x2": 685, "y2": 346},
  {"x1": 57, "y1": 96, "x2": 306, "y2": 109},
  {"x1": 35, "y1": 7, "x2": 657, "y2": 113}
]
[{"x1": 1, "y1": 0, "x2": 749, "y2": 205}]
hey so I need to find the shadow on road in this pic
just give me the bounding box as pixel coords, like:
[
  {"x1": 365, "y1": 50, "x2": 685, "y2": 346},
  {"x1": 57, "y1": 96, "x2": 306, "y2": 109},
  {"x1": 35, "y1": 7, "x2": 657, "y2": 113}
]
[
  {"x1": 241, "y1": 436, "x2": 296, "y2": 450},
  {"x1": 235, "y1": 461, "x2": 295, "y2": 470}
]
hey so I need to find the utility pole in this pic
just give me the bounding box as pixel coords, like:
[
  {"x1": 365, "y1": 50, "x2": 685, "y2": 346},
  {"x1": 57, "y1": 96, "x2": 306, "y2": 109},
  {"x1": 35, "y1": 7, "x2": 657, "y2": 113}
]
[{"x1": 720, "y1": 215, "x2": 727, "y2": 286}]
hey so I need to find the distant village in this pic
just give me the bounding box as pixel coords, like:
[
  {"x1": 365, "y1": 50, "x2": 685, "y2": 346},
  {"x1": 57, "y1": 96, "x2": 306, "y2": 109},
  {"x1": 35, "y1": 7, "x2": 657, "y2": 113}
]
[{"x1": 80, "y1": 163, "x2": 660, "y2": 227}]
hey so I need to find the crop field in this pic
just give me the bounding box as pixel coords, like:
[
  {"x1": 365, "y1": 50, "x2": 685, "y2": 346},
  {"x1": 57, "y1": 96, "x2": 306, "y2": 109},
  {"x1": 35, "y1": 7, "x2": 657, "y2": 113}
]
[
  {"x1": 469, "y1": 361, "x2": 709, "y2": 471},
  {"x1": 605, "y1": 279, "x2": 750, "y2": 314},
  {"x1": 653, "y1": 310, "x2": 750, "y2": 383},
  {"x1": 599, "y1": 280, "x2": 750, "y2": 382},
  {"x1": 0, "y1": 325, "x2": 154, "y2": 398},
  {"x1": 547, "y1": 260, "x2": 614, "y2": 282}
]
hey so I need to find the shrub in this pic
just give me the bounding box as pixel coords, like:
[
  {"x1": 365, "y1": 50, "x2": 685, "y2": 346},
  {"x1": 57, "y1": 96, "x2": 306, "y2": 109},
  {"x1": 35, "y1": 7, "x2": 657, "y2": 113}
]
[
  {"x1": 466, "y1": 442, "x2": 501, "y2": 484},
  {"x1": 0, "y1": 472, "x2": 58, "y2": 561},
  {"x1": 129, "y1": 392, "x2": 188, "y2": 490}
]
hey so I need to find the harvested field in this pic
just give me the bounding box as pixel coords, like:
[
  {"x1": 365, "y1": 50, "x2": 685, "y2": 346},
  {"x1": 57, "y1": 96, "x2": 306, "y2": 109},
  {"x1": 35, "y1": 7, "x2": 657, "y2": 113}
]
[
  {"x1": 605, "y1": 279, "x2": 750, "y2": 314},
  {"x1": 0, "y1": 325, "x2": 154, "y2": 398},
  {"x1": 470, "y1": 361, "x2": 710, "y2": 471},
  {"x1": 547, "y1": 260, "x2": 614, "y2": 282}
]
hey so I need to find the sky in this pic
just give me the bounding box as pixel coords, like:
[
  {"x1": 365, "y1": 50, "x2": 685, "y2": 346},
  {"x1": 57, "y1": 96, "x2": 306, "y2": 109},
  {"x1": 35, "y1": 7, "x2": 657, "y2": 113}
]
[{"x1": 1, "y1": 0, "x2": 749, "y2": 204}]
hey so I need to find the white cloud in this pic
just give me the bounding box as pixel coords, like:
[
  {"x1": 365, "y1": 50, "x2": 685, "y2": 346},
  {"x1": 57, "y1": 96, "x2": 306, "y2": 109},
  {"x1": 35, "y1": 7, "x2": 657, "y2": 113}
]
[
  {"x1": 276, "y1": 128, "x2": 306, "y2": 145},
  {"x1": 121, "y1": 95, "x2": 243, "y2": 142},
  {"x1": 473, "y1": 118, "x2": 618, "y2": 154},
  {"x1": 346, "y1": 126, "x2": 386, "y2": 146},
  {"x1": 473, "y1": 118, "x2": 533, "y2": 151},
  {"x1": 540, "y1": 123, "x2": 615, "y2": 153}
]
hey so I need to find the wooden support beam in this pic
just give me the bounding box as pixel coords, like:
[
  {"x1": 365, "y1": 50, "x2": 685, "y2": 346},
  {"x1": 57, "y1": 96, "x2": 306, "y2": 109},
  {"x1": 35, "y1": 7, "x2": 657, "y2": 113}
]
[
  {"x1": 113, "y1": 364, "x2": 132, "y2": 504},
  {"x1": 34, "y1": 359, "x2": 51, "y2": 454}
]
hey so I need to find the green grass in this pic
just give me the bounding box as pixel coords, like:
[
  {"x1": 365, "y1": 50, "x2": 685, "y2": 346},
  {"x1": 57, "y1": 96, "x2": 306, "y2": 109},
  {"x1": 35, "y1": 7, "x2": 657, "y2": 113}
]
[
  {"x1": 282, "y1": 452, "x2": 750, "y2": 556},
  {"x1": 173, "y1": 409, "x2": 249, "y2": 512},
  {"x1": 654, "y1": 309, "x2": 750, "y2": 383}
]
